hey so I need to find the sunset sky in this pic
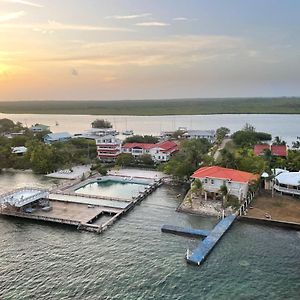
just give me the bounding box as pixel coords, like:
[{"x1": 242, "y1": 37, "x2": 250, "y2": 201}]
[{"x1": 0, "y1": 0, "x2": 299, "y2": 101}]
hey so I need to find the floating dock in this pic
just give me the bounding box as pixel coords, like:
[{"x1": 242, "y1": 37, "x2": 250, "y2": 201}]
[
  {"x1": 161, "y1": 225, "x2": 210, "y2": 238},
  {"x1": 186, "y1": 214, "x2": 236, "y2": 266}
]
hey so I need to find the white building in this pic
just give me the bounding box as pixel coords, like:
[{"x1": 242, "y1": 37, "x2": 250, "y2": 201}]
[
  {"x1": 96, "y1": 135, "x2": 122, "y2": 161},
  {"x1": 273, "y1": 169, "x2": 300, "y2": 196},
  {"x1": 30, "y1": 124, "x2": 50, "y2": 132},
  {"x1": 183, "y1": 130, "x2": 216, "y2": 143},
  {"x1": 191, "y1": 166, "x2": 258, "y2": 201},
  {"x1": 121, "y1": 140, "x2": 178, "y2": 162}
]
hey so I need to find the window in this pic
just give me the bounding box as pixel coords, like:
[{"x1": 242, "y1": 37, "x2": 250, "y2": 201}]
[
  {"x1": 211, "y1": 179, "x2": 214, "y2": 184},
  {"x1": 204, "y1": 178, "x2": 208, "y2": 183}
]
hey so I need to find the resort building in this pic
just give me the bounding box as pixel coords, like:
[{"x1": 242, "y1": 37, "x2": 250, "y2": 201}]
[
  {"x1": 182, "y1": 130, "x2": 216, "y2": 143},
  {"x1": 254, "y1": 144, "x2": 288, "y2": 157},
  {"x1": 30, "y1": 123, "x2": 50, "y2": 132},
  {"x1": 273, "y1": 168, "x2": 300, "y2": 196},
  {"x1": 191, "y1": 166, "x2": 258, "y2": 201},
  {"x1": 96, "y1": 135, "x2": 122, "y2": 161},
  {"x1": 121, "y1": 140, "x2": 178, "y2": 162},
  {"x1": 43, "y1": 132, "x2": 72, "y2": 144}
]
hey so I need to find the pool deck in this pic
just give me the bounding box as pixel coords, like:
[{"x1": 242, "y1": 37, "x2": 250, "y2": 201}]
[
  {"x1": 186, "y1": 214, "x2": 236, "y2": 266},
  {"x1": 0, "y1": 175, "x2": 163, "y2": 234}
]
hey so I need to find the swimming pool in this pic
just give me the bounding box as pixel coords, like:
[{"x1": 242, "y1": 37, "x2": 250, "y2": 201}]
[{"x1": 75, "y1": 180, "x2": 149, "y2": 199}]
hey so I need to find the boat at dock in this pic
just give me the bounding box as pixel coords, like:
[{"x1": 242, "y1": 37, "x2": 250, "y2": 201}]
[{"x1": 122, "y1": 129, "x2": 134, "y2": 135}]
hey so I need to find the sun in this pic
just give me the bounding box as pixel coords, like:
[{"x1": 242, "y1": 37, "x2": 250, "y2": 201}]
[{"x1": 0, "y1": 63, "x2": 10, "y2": 76}]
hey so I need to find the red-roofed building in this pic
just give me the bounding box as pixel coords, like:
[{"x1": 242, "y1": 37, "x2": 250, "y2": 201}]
[
  {"x1": 122, "y1": 140, "x2": 178, "y2": 162},
  {"x1": 191, "y1": 166, "x2": 259, "y2": 201},
  {"x1": 254, "y1": 144, "x2": 287, "y2": 157}
]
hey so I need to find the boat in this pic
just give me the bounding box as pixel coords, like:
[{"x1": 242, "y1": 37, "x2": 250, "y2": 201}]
[
  {"x1": 122, "y1": 129, "x2": 134, "y2": 135},
  {"x1": 55, "y1": 121, "x2": 59, "y2": 126}
]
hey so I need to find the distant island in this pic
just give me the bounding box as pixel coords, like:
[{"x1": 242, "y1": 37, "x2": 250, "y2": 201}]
[{"x1": 0, "y1": 97, "x2": 300, "y2": 115}]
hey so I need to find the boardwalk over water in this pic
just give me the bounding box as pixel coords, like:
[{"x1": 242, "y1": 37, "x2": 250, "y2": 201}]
[{"x1": 186, "y1": 214, "x2": 236, "y2": 265}]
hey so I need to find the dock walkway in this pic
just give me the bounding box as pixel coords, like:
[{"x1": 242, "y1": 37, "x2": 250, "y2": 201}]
[
  {"x1": 161, "y1": 225, "x2": 210, "y2": 238},
  {"x1": 186, "y1": 214, "x2": 236, "y2": 265}
]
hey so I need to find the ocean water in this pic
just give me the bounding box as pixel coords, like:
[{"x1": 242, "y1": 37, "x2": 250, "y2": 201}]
[
  {"x1": 1, "y1": 113, "x2": 300, "y2": 145},
  {"x1": 0, "y1": 172, "x2": 299, "y2": 299}
]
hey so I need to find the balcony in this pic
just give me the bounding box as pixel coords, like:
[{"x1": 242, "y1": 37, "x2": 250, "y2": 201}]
[{"x1": 273, "y1": 184, "x2": 300, "y2": 196}]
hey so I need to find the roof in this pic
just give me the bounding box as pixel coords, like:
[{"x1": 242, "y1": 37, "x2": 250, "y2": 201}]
[
  {"x1": 122, "y1": 143, "x2": 156, "y2": 150},
  {"x1": 192, "y1": 166, "x2": 258, "y2": 183},
  {"x1": 276, "y1": 171, "x2": 300, "y2": 186},
  {"x1": 31, "y1": 123, "x2": 49, "y2": 129},
  {"x1": 183, "y1": 130, "x2": 215, "y2": 137},
  {"x1": 156, "y1": 140, "x2": 178, "y2": 152},
  {"x1": 254, "y1": 144, "x2": 287, "y2": 157},
  {"x1": 271, "y1": 145, "x2": 287, "y2": 157},
  {"x1": 11, "y1": 146, "x2": 27, "y2": 154},
  {"x1": 122, "y1": 140, "x2": 178, "y2": 152},
  {"x1": 254, "y1": 144, "x2": 270, "y2": 156},
  {"x1": 44, "y1": 132, "x2": 72, "y2": 141}
]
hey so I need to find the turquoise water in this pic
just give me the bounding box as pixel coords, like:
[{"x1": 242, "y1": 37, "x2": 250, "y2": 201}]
[
  {"x1": 75, "y1": 180, "x2": 148, "y2": 199},
  {"x1": 0, "y1": 172, "x2": 300, "y2": 299}
]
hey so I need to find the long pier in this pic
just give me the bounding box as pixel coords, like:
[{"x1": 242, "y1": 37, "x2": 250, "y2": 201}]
[
  {"x1": 161, "y1": 225, "x2": 210, "y2": 238},
  {"x1": 186, "y1": 214, "x2": 236, "y2": 266}
]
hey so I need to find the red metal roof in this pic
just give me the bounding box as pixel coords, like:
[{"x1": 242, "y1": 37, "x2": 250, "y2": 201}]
[
  {"x1": 271, "y1": 145, "x2": 287, "y2": 157},
  {"x1": 122, "y1": 141, "x2": 178, "y2": 153},
  {"x1": 254, "y1": 144, "x2": 287, "y2": 157},
  {"x1": 122, "y1": 143, "x2": 156, "y2": 150},
  {"x1": 156, "y1": 140, "x2": 178, "y2": 152},
  {"x1": 191, "y1": 166, "x2": 258, "y2": 183},
  {"x1": 254, "y1": 144, "x2": 270, "y2": 156}
]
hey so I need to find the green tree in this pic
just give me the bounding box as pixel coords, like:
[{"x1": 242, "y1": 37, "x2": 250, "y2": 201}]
[
  {"x1": 216, "y1": 127, "x2": 230, "y2": 141},
  {"x1": 123, "y1": 135, "x2": 159, "y2": 144},
  {"x1": 91, "y1": 119, "x2": 112, "y2": 128},
  {"x1": 115, "y1": 153, "x2": 135, "y2": 167},
  {"x1": 138, "y1": 154, "x2": 154, "y2": 166}
]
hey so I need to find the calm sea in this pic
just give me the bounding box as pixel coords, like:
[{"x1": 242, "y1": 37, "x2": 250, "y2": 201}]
[
  {"x1": 0, "y1": 172, "x2": 299, "y2": 299},
  {"x1": 1, "y1": 113, "x2": 299, "y2": 145}
]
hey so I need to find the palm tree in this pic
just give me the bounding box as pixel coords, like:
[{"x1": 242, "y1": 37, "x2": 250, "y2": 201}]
[{"x1": 219, "y1": 184, "x2": 229, "y2": 208}]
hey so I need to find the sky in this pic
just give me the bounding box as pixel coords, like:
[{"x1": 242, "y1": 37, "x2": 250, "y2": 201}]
[{"x1": 0, "y1": 0, "x2": 299, "y2": 101}]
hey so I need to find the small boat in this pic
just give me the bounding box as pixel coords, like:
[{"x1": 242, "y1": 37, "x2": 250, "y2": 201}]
[{"x1": 122, "y1": 129, "x2": 134, "y2": 135}]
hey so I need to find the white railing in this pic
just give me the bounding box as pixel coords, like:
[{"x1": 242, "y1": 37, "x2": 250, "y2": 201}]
[{"x1": 273, "y1": 184, "x2": 300, "y2": 196}]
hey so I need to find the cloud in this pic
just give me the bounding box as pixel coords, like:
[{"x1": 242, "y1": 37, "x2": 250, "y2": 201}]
[
  {"x1": 135, "y1": 22, "x2": 170, "y2": 27},
  {"x1": 1, "y1": 0, "x2": 43, "y2": 8},
  {"x1": 105, "y1": 13, "x2": 151, "y2": 20},
  {"x1": 0, "y1": 10, "x2": 26, "y2": 22},
  {"x1": 173, "y1": 17, "x2": 188, "y2": 21},
  {"x1": 1, "y1": 20, "x2": 133, "y2": 32},
  {"x1": 29, "y1": 35, "x2": 243, "y2": 68}
]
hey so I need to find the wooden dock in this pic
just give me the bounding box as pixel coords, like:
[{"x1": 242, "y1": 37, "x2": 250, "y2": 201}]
[{"x1": 186, "y1": 214, "x2": 236, "y2": 266}]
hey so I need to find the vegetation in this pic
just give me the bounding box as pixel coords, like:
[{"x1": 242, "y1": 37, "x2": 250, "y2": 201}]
[
  {"x1": 163, "y1": 138, "x2": 212, "y2": 180},
  {"x1": 1, "y1": 97, "x2": 300, "y2": 116},
  {"x1": 231, "y1": 124, "x2": 271, "y2": 147},
  {"x1": 216, "y1": 127, "x2": 230, "y2": 142},
  {"x1": 123, "y1": 135, "x2": 159, "y2": 144},
  {"x1": 115, "y1": 153, "x2": 155, "y2": 168},
  {"x1": 91, "y1": 119, "x2": 112, "y2": 128}
]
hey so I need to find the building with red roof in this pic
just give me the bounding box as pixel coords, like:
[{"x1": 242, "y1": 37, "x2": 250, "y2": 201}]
[
  {"x1": 254, "y1": 144, "x2": 287, "y2": 157},
  {"x1": 122, "y1": 140, "x2": 178, "y2": 162},
  {"x1": 191, "y1": 166, "x2": 259, "y2": 201}
]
